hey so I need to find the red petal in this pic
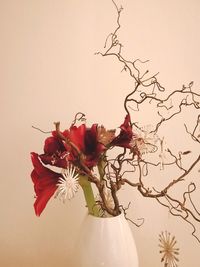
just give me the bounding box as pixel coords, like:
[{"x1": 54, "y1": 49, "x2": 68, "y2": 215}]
[
  {"x1": 30, "y1": 152, "x2": 61, "y2": 216},
  {"x1": 111, "y1": 115, "x2": 133, "y2": 148},
  {"x1": 66, "y1": 124, "x2": 86, "y2": 151},
  {"x1": 120, "y1": 114, "x2": 132, "y2": 132},
  {"x1": 44, "y1": 136, "x2": 65, "y2": 154},
  {"x1": 33, "y1": 183, "x2": 57, "y2": 216}
]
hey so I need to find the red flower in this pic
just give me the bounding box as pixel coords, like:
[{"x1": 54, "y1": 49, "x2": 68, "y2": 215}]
[
  {"x1": 31, "y1": 152, "x2": 61, "y2": 216},
  {"x1": 111, "y1": 115, "x2": 133, "y2": 148},
  {"x1": 63, "y1": 124, "x2": 105, "y2": 168},
  {"x1": 44, "y1": 136, "x2": 64, "y2": 154},
  {"x1": 39, "y1": 136, "x2": 69, "y2": 168}
]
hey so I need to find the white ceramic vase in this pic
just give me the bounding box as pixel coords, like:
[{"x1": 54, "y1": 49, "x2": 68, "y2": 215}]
[{"x1": 73, "y1": 213, "x2": 139, "y2": 267}]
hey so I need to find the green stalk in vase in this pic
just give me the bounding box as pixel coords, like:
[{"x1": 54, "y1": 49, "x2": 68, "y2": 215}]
[{"x1": 79, "y1": 175, "x2": 100, "y2": 217}]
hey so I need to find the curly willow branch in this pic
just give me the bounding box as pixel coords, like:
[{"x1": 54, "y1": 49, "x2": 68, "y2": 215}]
[{"x1": 95, "y1": 0, "x2": 200, "y2": 242}]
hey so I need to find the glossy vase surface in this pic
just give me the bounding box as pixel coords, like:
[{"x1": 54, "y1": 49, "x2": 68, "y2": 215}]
[{"x1": 73, "y1": 213, "x2": 139, "y2": 267}]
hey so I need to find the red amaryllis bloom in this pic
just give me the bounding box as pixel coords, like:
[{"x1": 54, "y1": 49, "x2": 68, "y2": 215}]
[
  {"x1": 39, "y1": 136, "x2": 69, "y2": 168},
  {"x1": 31, "y1": 152, "x2": 62, "y2": 216},
  {"x1": 111, "y1": 114, "x2": 133, "y2": 148},
  {"x1": 63, "y1": 124, "x2": 105, "y2": 168}
]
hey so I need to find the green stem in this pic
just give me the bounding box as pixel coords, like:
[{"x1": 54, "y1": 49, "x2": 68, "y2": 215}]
[{"x1": 79, "y1": 176, "x2": 100, "y2": 217}]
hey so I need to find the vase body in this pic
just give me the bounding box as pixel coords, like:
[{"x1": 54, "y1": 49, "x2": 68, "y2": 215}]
[{"x1": 73, "y1": 213, "x2": 139, "y2": 267}]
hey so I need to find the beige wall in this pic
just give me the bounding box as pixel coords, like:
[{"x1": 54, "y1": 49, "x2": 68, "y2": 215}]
[{"x1": 1, "y1": 0, "x2": 200, "y2": 266}]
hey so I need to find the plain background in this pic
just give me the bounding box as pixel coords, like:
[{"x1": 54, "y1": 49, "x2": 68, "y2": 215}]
[{"x1": 1, "y1": 0, "x2": 200, "y2": 266}]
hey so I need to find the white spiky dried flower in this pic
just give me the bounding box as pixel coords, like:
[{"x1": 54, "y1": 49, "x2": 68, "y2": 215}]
[
  {"x1": 159, "y1": 231, "x2": 180, "y2": 267},
  {"x1": 55, "y1": 166, "x2": 79, "y2": 202},
  {"x1": 130, "y1": 124, "x2": 158, "y2": 155}
]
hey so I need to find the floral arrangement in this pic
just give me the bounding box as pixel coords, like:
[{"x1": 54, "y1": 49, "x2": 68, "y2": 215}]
[
  {"x1": 31, "y1": 113, "x2": 136, "y2": 217},
  {"x1": 30, "y1": 0, "x2": 200, "y2": 242}
]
